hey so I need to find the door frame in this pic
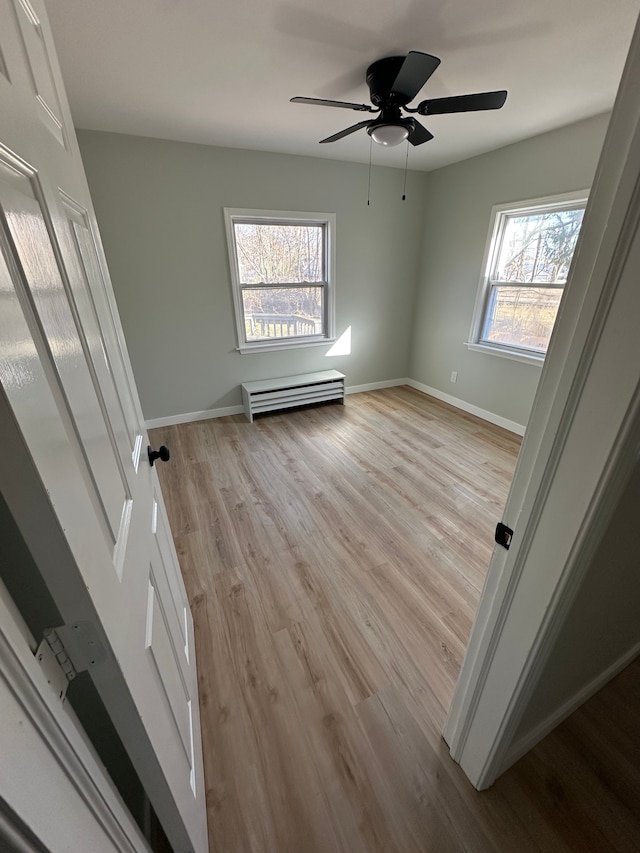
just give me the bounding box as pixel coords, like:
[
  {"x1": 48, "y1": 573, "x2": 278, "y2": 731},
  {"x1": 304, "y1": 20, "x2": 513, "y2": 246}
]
[{"x1": 444, "y1": 15, "x2": 640, "y2": 788}]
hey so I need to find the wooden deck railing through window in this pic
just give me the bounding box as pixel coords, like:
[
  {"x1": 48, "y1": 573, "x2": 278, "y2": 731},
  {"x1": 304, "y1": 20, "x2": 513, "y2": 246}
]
[{"x1": 245, "y1": 313, "x2": 320, "y2": 339}]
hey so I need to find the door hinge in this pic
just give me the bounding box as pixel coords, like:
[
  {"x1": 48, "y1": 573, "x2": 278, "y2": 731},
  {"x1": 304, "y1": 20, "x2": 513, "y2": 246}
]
[
  {"x1": 35, "y1": 621, "x2": 107, "y2": 702},
  {"x1": 495, "y1": 521, "x2": 514, "y2": 550}
]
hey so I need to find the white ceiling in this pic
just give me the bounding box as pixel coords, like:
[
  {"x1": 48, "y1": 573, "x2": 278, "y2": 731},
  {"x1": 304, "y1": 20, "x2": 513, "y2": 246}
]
[{"x1": 45, "y1": 0, "x2": 640, "y2": 171}]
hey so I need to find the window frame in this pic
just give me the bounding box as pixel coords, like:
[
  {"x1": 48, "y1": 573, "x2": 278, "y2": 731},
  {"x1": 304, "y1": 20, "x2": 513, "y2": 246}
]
[
  {"x1": 224, "y1": 208, "x2": 336, "y2": 354},
  {"x1": 467, "y1": 189, "x2": 589, "y2": 364}
]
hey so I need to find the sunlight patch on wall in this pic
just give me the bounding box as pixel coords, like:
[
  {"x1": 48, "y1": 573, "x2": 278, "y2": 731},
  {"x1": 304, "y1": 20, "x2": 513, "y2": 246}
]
[{"x1": 326, "y1": 326, "x2": 351, "y2": 357}]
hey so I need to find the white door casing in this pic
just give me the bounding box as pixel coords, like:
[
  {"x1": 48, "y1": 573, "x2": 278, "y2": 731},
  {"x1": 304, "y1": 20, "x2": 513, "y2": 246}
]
[
  {"x1": 444, "y1": 11, "x2": 640, "y2": 788},
  {"x1": 0, "y1": 1, "x2": 207, "y2": 850}
]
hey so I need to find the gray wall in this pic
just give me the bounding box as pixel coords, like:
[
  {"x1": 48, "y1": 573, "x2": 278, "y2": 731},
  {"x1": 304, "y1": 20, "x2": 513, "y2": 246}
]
[
  {"x1": 79, "y1": 116, "x2": 609, "y2": 426},
  {"x1": 77, "y1": 131, "x2": 428, "y2": 421},
  {"x1": 512, "y1": 460, "x2": 640, "y2": 746},
  {"x1": 409, "y1": 113, "x2": 610, "y2": 428}
]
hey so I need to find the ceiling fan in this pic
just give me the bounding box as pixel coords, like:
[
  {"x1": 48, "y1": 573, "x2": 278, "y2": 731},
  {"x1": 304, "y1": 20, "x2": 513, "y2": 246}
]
[{"x1": 291, "y1": 51, "x2": 507, "y2": 147}]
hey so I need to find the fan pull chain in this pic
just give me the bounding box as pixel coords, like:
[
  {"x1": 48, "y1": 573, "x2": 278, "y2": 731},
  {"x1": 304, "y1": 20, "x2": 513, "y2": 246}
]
[
  {"x1": 402, "y1": 139, "x2": 409, "y2": 201},
  {"x1": 367, "y1": 135, "x2": 373, "y2": 206}
]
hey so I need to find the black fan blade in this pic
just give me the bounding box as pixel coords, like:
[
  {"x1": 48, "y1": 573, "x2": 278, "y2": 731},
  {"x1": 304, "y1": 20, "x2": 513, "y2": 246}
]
[
  {"x1": 319, "y1": 120, "x2": 373, "y2": 143},
  {"x1": 291, "y1": 96, "x2": 375, "y2": 113},
  {"x1": 391, "y1": 51, "x2": 441, "y2": 102},
  {"x1": 408, "y1": 119, "x2": 434, "y2": 146},
  {"x1": 417, "y1": 90, "x2": 507, "y2": 116}
]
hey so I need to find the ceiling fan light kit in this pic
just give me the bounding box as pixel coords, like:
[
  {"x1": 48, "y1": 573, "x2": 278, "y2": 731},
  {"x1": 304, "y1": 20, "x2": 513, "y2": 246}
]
[
  {"x1": 368, "y1": 123, "x2": 409, "y2": 147},
  {"x1": 292, "y1": 50, "x2": 507, "y2": 148}
]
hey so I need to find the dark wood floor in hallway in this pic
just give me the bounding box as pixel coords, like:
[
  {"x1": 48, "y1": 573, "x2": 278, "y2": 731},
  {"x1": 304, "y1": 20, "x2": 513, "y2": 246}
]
[{"x1": 151, "y1": 386, "x2": 640, "y2": 852}]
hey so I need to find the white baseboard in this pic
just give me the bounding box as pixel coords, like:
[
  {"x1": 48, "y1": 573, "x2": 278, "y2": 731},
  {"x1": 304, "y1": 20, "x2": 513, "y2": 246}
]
[
  {"x1": 145, "y1": 378, "x2": 526, "y2": 434},
  {"x1": 502, "y1": 641, "x2": 640, "y2": 774},
  {"x1": 145, "y1": 405, "x2": 244, "y2": 429},
  {"x1": 406, "y1": 379, "x2": 526, "y2": 436},
  {"x1": 146, "y1": 381, "x2": 408, "y2": 427},
  {"x1": 345, "y1": 378, "x2": 408, "y2": 395}
]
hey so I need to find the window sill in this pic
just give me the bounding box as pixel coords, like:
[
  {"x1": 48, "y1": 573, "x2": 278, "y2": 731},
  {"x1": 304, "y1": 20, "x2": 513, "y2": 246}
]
[
  {"x1": 465, "y1": 341, "x2": 545, "y2": 366},
  {"x1": 236, "y1": 337, "x2": 337, "y2": 355}
]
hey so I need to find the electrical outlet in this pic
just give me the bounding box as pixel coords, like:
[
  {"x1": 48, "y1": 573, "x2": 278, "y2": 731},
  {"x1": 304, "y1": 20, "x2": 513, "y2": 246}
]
[{"x1": 450, "y1": 370, "x2": 458, "y2": 384}]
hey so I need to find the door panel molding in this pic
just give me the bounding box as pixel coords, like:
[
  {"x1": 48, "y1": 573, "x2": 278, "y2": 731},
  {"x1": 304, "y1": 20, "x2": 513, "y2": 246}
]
[{"x1": 13, "y1": 0, "x2": 67, "y2": 147}]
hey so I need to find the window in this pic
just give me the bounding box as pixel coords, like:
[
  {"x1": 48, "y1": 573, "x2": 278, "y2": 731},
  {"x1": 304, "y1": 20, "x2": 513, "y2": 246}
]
[
  {"x1": 224, "y1": 208, "x2": 336, "y2": 353},
  {"x1": 468, "y1": 191, "x2": 588, "y2": 362}
]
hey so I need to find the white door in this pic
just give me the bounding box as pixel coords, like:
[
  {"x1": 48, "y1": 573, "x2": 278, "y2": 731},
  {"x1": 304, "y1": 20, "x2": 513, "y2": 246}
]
[{"x1": 0, "y1": 1, "x2": 207, "y2": 851}]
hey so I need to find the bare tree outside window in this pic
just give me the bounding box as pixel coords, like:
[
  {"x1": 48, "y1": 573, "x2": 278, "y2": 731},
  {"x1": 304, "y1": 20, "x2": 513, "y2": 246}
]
[
  {"x1": 225, "y1": 211, "x2": 335, "y2": 350},
  {"x1": 496, "y1": 209, "x2": 584, "y2": 284},
  {"x1": 479, "y1": 198, "x2": 586, "y2": 355},
  {"x1": 235, "y1": 223, "x2": 323, "y2": 284}
]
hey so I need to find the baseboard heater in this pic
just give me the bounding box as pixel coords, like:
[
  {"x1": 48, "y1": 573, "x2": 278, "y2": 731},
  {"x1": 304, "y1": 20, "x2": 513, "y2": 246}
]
[{"x1": 241, "y1": 370, "x2": 346, "y2": 423}]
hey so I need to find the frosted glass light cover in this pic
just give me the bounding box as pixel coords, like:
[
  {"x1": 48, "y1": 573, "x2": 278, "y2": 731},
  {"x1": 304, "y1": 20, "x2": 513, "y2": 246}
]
[{"x1": 370, "y1": 124, "x2": 409, "y2": 147}]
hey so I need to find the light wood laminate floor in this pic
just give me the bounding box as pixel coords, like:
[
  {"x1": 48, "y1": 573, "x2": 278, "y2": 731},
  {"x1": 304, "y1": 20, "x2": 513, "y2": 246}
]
[{"x1": 152, "y1": 386, "x2": 640, "y2": 852}]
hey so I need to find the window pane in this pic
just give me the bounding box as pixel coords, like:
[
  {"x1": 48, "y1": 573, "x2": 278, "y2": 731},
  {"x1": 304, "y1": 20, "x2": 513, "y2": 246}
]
[
  {"x1": 234, "y1": 223, "x2": 324, "y2": 284},
  {"x1": 482, "y1": 286, "x2": 563, "y2": 352},
  {"x1": 495, "y1": 207, "x2": 585, "y2": 284},
  {"x1": 242, "y1": 286, "x2": 324, "y2": 341}
]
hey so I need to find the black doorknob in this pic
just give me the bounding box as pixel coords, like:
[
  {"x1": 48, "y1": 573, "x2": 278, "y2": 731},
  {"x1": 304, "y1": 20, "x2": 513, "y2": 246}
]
[{"x1": 148, "y1": 444, "x2": 170, "y2": 466}]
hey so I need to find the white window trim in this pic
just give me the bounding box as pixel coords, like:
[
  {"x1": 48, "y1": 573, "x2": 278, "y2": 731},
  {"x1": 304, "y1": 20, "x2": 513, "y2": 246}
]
[
  {"x1": 224, "y1": 207, "x2": 336, "y2": 354},
  {"x1": 467, "y1": 189, "x2": 589, "y2": 364}
]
